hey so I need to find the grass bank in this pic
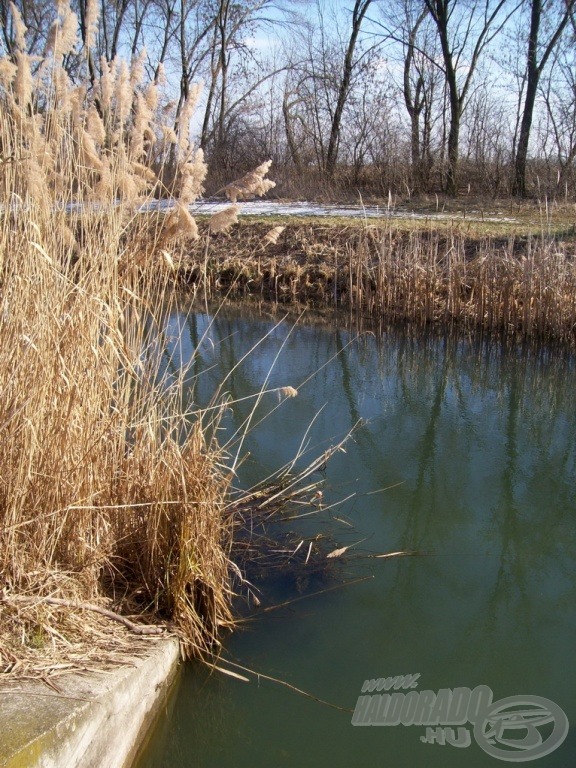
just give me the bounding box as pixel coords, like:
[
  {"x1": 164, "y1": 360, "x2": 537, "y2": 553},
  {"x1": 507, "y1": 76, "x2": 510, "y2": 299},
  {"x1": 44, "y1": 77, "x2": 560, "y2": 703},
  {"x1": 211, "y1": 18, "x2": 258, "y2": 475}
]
[{"x1": 176, "y1": 217, "x2": 576, "y2": 346}]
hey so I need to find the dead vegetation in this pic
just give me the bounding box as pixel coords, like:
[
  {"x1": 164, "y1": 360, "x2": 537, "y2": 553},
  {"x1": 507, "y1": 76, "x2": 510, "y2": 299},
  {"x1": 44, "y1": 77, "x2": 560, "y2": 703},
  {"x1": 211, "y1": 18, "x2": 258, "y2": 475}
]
[
  {"x1": 0, "y1": 1, "x2": 286, "y2": 675},
  {"x1": 176, "y1": 220, "x2": 576, "y2": 346}
]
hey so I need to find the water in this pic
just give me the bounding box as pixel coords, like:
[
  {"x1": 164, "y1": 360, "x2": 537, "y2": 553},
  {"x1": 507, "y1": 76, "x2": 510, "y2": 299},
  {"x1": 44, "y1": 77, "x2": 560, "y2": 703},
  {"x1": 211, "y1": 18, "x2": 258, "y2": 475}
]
[{"x1": 136, "y1": 305, "x2": 576, "y2": 768}]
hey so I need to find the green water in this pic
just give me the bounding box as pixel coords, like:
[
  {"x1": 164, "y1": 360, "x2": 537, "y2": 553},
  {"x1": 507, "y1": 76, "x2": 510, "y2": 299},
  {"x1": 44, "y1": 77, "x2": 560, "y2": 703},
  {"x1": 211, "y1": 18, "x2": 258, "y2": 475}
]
[{"x1": 137, "y1": 306, "x2": 576, "y2": 768}]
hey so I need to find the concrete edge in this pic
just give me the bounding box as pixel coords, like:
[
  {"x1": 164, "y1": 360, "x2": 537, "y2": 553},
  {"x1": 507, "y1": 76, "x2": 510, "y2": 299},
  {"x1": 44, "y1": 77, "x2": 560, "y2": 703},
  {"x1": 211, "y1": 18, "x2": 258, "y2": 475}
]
[{"x1": 0, "y1": 637, "x2": 181, "y2": 768}]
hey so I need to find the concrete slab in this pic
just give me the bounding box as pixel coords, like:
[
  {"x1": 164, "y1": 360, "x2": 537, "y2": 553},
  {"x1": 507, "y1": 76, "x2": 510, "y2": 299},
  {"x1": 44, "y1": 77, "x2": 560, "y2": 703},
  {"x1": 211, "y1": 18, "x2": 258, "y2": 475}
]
[{"x1": 0, "y1": 637, "x2": 180, "y2": 768}]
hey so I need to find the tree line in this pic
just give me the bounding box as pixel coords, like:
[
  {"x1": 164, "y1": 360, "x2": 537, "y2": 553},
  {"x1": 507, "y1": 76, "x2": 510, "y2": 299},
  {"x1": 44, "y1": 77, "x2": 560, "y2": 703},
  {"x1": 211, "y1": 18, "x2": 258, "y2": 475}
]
[{"x1": 2, "y1": 0, "x2": 576, "y2": 198}]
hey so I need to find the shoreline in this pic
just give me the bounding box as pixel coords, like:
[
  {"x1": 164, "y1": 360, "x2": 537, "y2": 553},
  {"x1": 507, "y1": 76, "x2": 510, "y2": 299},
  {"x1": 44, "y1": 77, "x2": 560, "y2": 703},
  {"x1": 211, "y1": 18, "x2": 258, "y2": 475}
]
[
  {"x1": 164, "y1": 219, "x2": 576, "y2": 348},
  {"x1": 0, "y1": 638, "x2": 180, "y2": 768}
]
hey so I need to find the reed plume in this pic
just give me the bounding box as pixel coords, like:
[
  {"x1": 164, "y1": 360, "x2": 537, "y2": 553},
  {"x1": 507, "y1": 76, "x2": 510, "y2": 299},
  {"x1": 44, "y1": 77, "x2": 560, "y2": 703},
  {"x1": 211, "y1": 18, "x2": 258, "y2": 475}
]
[
  {"x1": 209, "y1": 205, "x2": 240, "y2": 234},
  {"x1": 177, "y1": 83, "x2": 203, "y2": 157},
  {"x1": 165, "y1": 203, "x2": 200, "y2": 241},
  {"x1": 9, "y1": 2, "x2": 28, "y2": 52},
  {"x1": 263, "y1": 225, "x2": 285, "y2": 246},
  {"x1": 224, "y1": 160, "x2": 276, "y2": 202},
  {"x1": 84, "y1": 0, "x2": 99, "y2": 51},
  {"x1": 179, "y1": 149, "x2": 207, "y2": 205}
]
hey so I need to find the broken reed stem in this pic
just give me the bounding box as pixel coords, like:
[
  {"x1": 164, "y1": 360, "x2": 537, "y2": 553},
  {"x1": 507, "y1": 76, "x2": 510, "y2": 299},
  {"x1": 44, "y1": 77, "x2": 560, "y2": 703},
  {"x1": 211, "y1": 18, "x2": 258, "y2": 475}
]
[
  {"x1": 5, "y1": 596, "x2": 165, "y2": 635},
  {"x1": 213, "y1": 659, "x2": 354, "y2": 713}
]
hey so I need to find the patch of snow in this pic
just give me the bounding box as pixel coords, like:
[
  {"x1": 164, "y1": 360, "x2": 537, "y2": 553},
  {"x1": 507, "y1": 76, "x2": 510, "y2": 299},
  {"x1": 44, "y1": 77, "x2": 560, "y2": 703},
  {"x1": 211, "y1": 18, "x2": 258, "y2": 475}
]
[{"x1": 184, "y1": 200, "x2": 518, "y2": 223}]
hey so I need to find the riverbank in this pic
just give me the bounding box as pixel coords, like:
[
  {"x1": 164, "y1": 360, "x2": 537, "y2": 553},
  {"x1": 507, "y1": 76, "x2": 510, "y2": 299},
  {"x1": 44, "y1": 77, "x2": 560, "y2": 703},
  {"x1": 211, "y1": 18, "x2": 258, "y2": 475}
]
[
  {"x1": 166, "y1": 214, "x2": 576, "y2": 346},
  {"x1": 1, "y1": 13, "x2": 575, "y2": 762},
  {"x1": 189, "y1": 195, "x2": 576, "y2": 238}
]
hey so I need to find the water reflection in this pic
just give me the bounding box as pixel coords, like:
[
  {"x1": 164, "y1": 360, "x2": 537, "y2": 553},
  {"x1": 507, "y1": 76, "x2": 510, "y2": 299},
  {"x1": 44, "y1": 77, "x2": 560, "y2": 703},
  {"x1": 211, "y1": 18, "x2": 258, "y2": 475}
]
[{"x1": 137, "y1": 304, "x2": 576, "y2": 768}]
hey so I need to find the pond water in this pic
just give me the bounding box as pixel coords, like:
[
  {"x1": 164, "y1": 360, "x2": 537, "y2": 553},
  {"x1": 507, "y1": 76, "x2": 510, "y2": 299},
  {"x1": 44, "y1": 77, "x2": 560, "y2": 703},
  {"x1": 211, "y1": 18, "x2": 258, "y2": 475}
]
[{"x1": 135, "y1": 305, "x2": 576, "y2": 768}]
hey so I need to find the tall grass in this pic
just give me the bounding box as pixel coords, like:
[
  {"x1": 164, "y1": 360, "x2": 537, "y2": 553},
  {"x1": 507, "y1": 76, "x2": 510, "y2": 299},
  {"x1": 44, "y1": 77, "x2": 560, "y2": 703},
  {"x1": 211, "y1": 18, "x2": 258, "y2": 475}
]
[
  {"x1": 185, "y1": 222, "x2": 576, "y2": 345},
  {"x1": 0, "y1": 2, "x2": 278, "y2": 661},
  {"x1": 348, "y1": 229, "x2": 576, "y2": 341}
]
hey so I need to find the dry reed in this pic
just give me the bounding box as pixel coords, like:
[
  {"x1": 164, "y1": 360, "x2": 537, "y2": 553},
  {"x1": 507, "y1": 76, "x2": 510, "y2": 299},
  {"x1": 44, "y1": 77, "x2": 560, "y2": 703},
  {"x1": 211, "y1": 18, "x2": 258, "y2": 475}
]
[
  {"x1": 223, "y1": 160, "x2": 275, "y2": 203},
  {"x1": 177, "y1": 222, "x2": 576, "y2": 345},
  {"x1": 0, "y1": 1, "x2": 279, "y2": 669}
]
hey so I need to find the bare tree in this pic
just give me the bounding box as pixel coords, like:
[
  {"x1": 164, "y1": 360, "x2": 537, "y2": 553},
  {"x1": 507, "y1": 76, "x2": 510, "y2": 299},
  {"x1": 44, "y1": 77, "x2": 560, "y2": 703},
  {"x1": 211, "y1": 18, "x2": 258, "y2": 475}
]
[
  {"x1": 393, "y1": 2, "x2": 443, "y2": 191},
  {"x1": 324, "y1": 0, "x2": 373, "y2": 176},
  {"x1": 197, "y1": 0, "x2": 281, "y2": 157},
  {"x1": 423, "y1": 0, "x2": 520, "y2": 195},
  {"x1": 281, "y1": 1, "x2": 379, "y2": 178},
  {"x1": 0, "y1": 0, "x2": 54, "y2": 57},
  {"x1": 282, "y1": 82, "x2": 304, "y2": 172},
  {"x1": 151, "y1": 0, "x2": 179, "y2": 74},
  {"x1": 460, "y1": 82, "x2": 511, "y2": 195},
  {"x1": 99, "y1": 0, "x2": 132, "y2": 61},
  {"x1": 280, "y1": 21, "x2": 338, "y2": 173},
  {"x1": 538, "y1": 20, "x2": 576, "y2": 193},
  {"x1": 512, "y1": 0, "x2": 575, "y2": 197}
]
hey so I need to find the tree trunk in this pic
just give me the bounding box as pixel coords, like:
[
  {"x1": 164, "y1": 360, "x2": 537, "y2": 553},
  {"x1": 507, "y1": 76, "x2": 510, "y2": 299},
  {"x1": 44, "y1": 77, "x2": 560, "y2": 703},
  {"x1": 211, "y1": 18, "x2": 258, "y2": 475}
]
[
  {"x1": 512, "y1": 0, "x2": 540, "y2": 197},
  {"x1": 325, "y1": 0, "x2": 372, "y2": 177},
  {"x1": 402, "y1": 9, "x2": 427, "y2": 191},
  {"x1": 445, "y1": 87, "x2": 460, "y2": 196},
  {"x1": 283, "y1": 90, "x2": 303, "y2": 172},
  {"x1": 512, "y1": 0, "x2": 574, "y2": 197},
  {"x1": 425, "y1": 0, "x2": 514, "y2": 196},
  {"x1": 434, "y1": 0, "x2": 460, "y2": 195}
]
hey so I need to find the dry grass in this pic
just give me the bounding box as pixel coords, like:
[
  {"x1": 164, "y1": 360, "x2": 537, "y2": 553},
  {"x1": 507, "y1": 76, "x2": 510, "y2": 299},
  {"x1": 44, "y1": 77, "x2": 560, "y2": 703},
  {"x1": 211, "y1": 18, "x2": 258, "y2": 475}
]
[
  {"x1": 0, "y1": 2, "x2": 282, "y2": 672},
  {"x1": 176, "y1": 220, "x2": 576, "y2": 346}
]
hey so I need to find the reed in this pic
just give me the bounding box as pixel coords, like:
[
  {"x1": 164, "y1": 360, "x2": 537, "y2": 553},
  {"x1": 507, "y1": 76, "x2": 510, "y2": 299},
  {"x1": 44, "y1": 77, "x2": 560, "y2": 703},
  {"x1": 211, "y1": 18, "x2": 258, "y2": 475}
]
[
  {"x1": 181, "y1": 221, "x2": 576, "y2": 346},
  {"x1": 0, "y1": 2, "x2": 282, "y2": 666}
]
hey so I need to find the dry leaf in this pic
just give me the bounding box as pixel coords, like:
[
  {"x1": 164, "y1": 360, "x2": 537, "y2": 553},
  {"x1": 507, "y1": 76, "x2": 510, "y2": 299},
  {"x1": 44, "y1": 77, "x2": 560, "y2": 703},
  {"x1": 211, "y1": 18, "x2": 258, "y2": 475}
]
[{"x1": 326, "y1": 545, "x2": 350, "y2": 559}]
